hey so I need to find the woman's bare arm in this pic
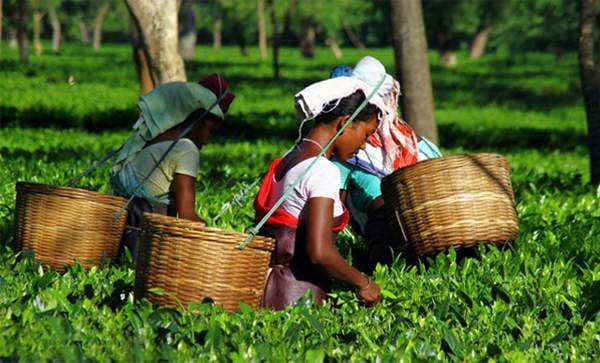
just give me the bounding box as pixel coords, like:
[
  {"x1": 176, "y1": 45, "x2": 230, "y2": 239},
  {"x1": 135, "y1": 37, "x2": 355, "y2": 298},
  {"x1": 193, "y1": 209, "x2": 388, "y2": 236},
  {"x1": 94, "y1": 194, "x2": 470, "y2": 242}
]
[
  {"x1": 172, "y1": 173, "x2": 205, "y2": 223},
  {"x1": 305, "y1": 198, "x2": 368, "y2": 286}
]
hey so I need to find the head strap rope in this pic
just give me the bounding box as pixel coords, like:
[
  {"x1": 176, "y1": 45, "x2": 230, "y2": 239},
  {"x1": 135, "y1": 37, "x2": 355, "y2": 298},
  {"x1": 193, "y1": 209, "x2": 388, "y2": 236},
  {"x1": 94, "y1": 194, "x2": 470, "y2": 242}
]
[{"x1": 238, "y1": 74, "x2": 386, "y2": 249}]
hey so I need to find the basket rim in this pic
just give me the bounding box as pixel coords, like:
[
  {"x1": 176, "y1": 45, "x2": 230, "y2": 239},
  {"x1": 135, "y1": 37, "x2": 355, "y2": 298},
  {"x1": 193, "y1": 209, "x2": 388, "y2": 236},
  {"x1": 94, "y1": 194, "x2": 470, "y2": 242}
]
[
  {"x1": 16, "y1": 181, "x2": 127, "y2": 205},
  {"x1": 142, "y1": 212, "x2": 276, "y2": 251},
  {"x1": 382, "y1": 153, "x2": 508, "y2": 184}
]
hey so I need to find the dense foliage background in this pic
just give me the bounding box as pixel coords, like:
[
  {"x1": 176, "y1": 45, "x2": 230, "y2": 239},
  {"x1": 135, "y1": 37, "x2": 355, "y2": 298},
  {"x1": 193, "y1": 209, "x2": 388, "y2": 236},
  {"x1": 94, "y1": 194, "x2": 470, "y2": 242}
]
[{"x1": 0, "y1": 42, "x2": 598, "y2": 360}]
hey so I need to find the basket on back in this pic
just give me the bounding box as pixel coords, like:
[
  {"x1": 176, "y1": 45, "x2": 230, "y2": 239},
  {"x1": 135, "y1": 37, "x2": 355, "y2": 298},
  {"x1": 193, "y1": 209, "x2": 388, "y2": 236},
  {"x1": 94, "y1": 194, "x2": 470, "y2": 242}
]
[
  {"x1": 135, "y1": 213, "x2": 275, "y2": 312},
  {"x1": 381, "y1": 153, "x2": 519, "y2": 256},
  {"x1": 14, "y1": 182, "x2": 127, "y2": 271}
]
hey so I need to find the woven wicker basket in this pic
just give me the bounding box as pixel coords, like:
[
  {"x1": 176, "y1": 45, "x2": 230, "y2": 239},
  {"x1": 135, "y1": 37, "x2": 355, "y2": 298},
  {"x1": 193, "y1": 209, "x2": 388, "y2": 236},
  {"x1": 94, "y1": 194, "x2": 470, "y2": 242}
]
[
  {"x1": 381, "y1": 153, "x2": 519, "y2": 256},
  {"x1": 135, "y1": 213, "x2": 275, "y2": 312},
  {"x1": 14, "y1": 182, "x2": 127, "y2": 271}
]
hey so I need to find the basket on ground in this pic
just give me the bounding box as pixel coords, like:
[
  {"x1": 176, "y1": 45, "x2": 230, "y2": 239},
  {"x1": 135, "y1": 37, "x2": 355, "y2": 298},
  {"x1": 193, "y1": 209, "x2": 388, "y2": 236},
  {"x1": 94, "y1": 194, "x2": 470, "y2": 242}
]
[
  {"x1": 14, "y1": 182, "x2": 127, "y2": 271},
  {"x1": 135, "y1": 213, "x2": 275, "y2": 312},
  {"x1": 381, "y1": 153, "x2": 519, "y2": 256}
]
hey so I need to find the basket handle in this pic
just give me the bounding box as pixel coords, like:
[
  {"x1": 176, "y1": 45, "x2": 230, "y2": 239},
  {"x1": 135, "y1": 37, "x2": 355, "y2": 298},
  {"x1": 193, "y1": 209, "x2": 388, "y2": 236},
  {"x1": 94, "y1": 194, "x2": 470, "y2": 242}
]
[{"x1": 393, "y1": 208, "x2": 408, "y2": 243}]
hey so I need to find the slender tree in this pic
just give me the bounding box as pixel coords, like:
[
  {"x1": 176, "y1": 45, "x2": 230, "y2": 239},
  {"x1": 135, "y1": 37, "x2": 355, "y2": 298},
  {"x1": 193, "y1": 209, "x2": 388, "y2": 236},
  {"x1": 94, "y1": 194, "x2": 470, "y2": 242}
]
[
  {"x1": 92, "y1": 2, "x2": 110, "y2": 51},
  {"x1": 578, "y1": 0, "x2": 600, "y2": 184},
  {"x1": 469, "y1": 26, "x2": 492, "y2": 59},
  {"x1": 178, "y1": 0, "x2": 196, "y2": 60},
  {"x1": 389, "y1": 0, "x2": 438, "y2": 144},
  {"x1": 79, "y1": 20, "x2": 91, "y2": 44},
  {"x1": 15, "y1": 0, "x2": 29, "y2": 63},
  {"x1": 257, "y1": 0, "x2": 268, "y2": 60},
  {"x1": 0, "y1": 0, "x2": 3, "y2": 46},
  {"x1": 31, "y1": 0, "x2": 44, "y2": 56},
  {"x1": 125, "y1": 0, "x2": 186, "y2": 85},
  {"x1": 344, "y1": 23, "x2": 366, "y2": 50},
  {"x1": 47, "y1": 4, "x2": 61, "y2": 52},
  {"x1": 267, "y1": 0, "x2": 280, "y2": 79},
  {"x1": 129, "y1": 17, "x2": 154, "y2": 95}
]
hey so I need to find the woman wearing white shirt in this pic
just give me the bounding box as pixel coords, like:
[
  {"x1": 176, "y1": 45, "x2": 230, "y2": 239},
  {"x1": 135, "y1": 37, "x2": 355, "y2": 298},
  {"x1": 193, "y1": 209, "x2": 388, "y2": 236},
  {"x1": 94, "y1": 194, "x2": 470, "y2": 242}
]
[{"x1": 254, "y1": 77, "x2": 383, "y2": 310}]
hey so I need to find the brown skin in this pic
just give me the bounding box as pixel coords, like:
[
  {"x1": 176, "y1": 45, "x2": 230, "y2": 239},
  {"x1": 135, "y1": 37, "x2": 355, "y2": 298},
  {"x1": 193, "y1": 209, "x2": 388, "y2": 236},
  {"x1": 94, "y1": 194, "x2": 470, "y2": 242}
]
[
  {"x1": 146, "y1": 112, "x2": 222, "y2": 223},
  {"x1": 276, "y1": 114, "x2": 382, "y2": 305}
]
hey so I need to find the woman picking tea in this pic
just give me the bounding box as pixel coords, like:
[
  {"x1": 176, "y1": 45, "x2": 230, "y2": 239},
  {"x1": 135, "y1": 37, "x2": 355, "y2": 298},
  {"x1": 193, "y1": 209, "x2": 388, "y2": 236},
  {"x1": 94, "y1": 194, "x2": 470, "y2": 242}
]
[
  {"x1": 330, "y1": 57, "x2": 442, "y2": 270},
  {"x1": 110, "y1": 74, "x2": 235, "y2": 255},
  {"x1": 254, "y1": 76, "x2": 385, "y2": 310}
]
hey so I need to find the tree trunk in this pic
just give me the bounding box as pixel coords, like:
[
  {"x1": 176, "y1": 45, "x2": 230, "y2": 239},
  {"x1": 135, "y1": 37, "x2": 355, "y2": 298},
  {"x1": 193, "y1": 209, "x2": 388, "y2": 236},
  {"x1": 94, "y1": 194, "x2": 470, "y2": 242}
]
[
  {"x1": 257, "y1": 0, "x2": 268, "y2": 60},
  {"x1": 389, "y1": 0, "x2": 438, "y2": 144},
  {"x1": 212, "y1": 19, "x2": 222, "y2": 49},
  {"x1": 79, "y1": 21, "x2": 91, "y2": 44},
  {"x1": 0, "y1": 0, "x2": 3, "y2": 46},
  {"x1": 93, "y1": 3, "x2": 110, "y2": 51},
  {"x1": 33, "y1": 11, "x2": 44, "y2": 56},
  {"x1": 267, "y1": 0, "x2": 280, "y2": 80},
  {"x1": 579, "y1": 0, "x2": 600, "y2": 184},
  {"x1": 437, "y1": 30, "x2": 456, "y2": 68},
  {"x1": 326, "y1": 36, "x2": 343, "y2": 59},
  {"x1": 299, "y1": 23, "x2": 315, "y2": 58},
  {"x1": 178, "y1": 0, "x2": 196, "y2": 60},
  {"x1": 239, "y1": 39, "x2": 248, "y2": 57},
  {"x1": 469, "y1": 26, "x2": 491, "y2": 59},
  {"x1": 125, "y1": 0, "x2": 186, "y2": 85},
  {"x1": 8, "y1": 26, "x2": 17, "y2": 49},
  {"x1": 440, "y1": 50, "x2": 457, "y2": 67},
  {"x1": 16, "y1": 1, "x2": 29, "y2": 64},
  {"x1": 344, "y1": 24, "x2": 366, "y2": 50},
  {"x1": 130, "y1": 19, "x2": 154, "y2": 95},
  {"x1": 48, "y1": 6, "x2": 61, "y2": 52}
]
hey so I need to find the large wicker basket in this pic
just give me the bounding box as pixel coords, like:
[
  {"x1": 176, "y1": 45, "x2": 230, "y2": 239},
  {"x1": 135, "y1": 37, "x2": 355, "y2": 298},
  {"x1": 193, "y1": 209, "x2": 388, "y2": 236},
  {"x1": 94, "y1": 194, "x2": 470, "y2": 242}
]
[
  {"x1": 135, "y1": 213, "x2": 275, "y2": 312},
  {"x1": 14, "y1": 182, "x2": 127, "y2": 271},
  {"x1": 381, "y1": 153, "x2": 519, "y2": 256}
]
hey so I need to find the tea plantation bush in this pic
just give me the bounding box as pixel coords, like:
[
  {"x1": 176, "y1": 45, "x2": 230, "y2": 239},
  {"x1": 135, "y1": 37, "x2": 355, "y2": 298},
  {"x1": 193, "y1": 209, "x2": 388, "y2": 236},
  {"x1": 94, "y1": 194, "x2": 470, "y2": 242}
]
[{"x1": 0, "y1": 43, "x2": 598, "y2": 361}]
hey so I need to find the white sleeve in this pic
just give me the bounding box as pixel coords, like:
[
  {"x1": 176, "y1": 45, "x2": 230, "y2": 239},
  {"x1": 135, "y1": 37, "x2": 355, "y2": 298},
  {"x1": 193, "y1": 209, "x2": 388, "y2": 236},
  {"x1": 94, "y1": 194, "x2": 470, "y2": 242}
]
[{"x1": 303, "y1": 159, "x2": 341, "y2": 200}]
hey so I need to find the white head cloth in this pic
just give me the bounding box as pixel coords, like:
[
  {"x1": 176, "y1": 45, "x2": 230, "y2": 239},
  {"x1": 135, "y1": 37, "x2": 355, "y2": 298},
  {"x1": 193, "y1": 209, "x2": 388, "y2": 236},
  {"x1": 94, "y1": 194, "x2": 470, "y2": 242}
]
[{"x1": 294, "y1": 76, "x2": 386, "y2": 122}]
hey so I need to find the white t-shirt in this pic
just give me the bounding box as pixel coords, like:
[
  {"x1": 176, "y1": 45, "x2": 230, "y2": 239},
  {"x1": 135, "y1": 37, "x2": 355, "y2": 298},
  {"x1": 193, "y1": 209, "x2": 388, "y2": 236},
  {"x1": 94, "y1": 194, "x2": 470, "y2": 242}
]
[
  {"x1": 128, "y1": 138, "x2": 200, "y2": 198},
  {"x1": 267, "y1": 157, "x2": 344, "y2": 219}
]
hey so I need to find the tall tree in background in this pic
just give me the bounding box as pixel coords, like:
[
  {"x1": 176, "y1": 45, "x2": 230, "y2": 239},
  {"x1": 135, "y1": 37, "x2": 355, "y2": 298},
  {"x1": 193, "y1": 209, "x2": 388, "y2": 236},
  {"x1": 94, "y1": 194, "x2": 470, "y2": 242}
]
[
  {"x1": 218, "y1": 0, "x2": 257, "y2": 57},
  {"x1": 126, "y1": 0, "x2": 186, "y2": 85},
  {"x1": 267, "y1": 0, "x2": 293, "y2": 79},
  {"x1": 298, "y1": 8, "x2": 315, "y2": 58},
  {"x1": 92, "y1": 1, "x2": 110, "y2": 51},
  {"x1": 47, "y1": 2, "x2": 61, "y2": 52},
  {"x1": 295, "y1": 1, "x2": 371, "y2": 59},
  {"x1": 390, "y1": 0, "x2": 438, "y2": 144},
  {"x1": 178, "y1": 0, "x2": 196, "y2": 60},
  {"x1": 31, "y1": 0, "x2": 45, "y2": 56},
  {"x1": 14, "y1": 0, "x2": 29, "y2": 63},
  {"x1": 578, "y1": 0, "x2": 600, "y2": 184},
  {"x1": 129, "y1": 16, "x2": 154, "y2": 95},
  {"x1": 0, "y1": 0, "x2": 3, "y2": 46},
  {"x1": 422, "y1": 0, "x2": 479, "y2": 67},
  {"x1": 257, "y1": 0, "x2": 268, "y2": 60}
]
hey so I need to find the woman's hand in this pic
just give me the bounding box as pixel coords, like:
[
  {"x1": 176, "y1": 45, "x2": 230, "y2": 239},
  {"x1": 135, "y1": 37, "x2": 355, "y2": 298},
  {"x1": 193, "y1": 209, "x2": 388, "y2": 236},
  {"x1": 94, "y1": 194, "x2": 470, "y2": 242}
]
[
  {"x1": 305, "y1": 197, "x2": 381, "y2": 306},
  {"x1": 356, "y1": 274, "x2": 381, "y2": 306}
]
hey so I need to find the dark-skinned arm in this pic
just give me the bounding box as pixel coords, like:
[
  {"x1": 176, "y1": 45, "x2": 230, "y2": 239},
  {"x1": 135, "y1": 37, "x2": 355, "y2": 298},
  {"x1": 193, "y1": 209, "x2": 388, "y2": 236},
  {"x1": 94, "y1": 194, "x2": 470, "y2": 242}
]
[
  {"x1": 172, "y1": 173, "x2": 205, "y2": 223},
  {"x1": 305, "y1": 197, "x2": 380, "y2": 304}
]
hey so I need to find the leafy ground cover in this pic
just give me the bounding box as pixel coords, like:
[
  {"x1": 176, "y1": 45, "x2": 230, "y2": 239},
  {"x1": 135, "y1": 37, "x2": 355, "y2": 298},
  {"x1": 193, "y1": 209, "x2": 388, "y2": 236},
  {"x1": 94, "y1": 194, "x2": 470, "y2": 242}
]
[{"x1": 0, "y1": 43, "x2": 598, "y2": 361}]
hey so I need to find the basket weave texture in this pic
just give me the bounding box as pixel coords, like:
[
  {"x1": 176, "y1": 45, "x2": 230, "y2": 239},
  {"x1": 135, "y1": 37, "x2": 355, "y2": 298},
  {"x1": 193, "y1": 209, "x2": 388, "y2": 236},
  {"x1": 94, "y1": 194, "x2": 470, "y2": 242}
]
[
  {"x1": 135, "y1": 213, "x2": 275, "y2": 312},
  {"x1": 381, "y1": 153, "x2": 519, "y2": 256},
  {"x1": 14, "y1": 182, "x2": 127, "y2": 271}
]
